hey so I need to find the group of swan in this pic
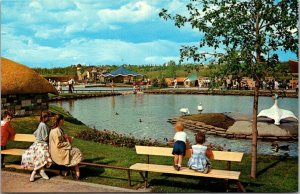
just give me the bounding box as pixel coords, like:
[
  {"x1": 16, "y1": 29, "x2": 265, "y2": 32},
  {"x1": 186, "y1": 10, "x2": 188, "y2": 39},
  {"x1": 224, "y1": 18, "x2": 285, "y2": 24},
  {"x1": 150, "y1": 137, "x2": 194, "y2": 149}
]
[{"x1": 180, "y1": 103, "x2": 203, "y2": 115}]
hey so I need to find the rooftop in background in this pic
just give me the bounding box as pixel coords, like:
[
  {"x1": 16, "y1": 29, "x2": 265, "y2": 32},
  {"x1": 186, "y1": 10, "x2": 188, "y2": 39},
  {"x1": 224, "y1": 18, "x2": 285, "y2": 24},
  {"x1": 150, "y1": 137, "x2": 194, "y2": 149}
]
[
  {"x1": 288, "y1": 60, "x2": 298, "y2": 74},
  {"x1": 101, "y1": 66, "x2": 143, "y2": 77}
]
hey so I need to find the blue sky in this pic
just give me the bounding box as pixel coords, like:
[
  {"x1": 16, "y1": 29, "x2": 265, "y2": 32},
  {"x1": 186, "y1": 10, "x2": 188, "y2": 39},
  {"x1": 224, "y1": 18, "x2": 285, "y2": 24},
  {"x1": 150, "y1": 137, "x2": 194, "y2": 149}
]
[{"x1": 1, "y1": 0, "x2": 298, "y2": 68}]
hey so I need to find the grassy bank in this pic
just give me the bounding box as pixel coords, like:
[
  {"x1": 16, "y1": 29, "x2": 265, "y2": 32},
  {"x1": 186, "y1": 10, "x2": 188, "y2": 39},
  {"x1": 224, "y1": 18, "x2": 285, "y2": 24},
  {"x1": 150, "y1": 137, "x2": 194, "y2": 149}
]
[{"x1": 3, "y1": 106, "x2": 298, "y2": 192}]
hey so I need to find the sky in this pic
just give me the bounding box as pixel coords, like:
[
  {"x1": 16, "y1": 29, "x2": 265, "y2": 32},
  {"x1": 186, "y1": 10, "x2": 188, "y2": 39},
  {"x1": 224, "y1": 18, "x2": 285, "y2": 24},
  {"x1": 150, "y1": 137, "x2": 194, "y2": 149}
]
[{"x1": 1, "y1": 0, "x2": 298, "y2": 68}]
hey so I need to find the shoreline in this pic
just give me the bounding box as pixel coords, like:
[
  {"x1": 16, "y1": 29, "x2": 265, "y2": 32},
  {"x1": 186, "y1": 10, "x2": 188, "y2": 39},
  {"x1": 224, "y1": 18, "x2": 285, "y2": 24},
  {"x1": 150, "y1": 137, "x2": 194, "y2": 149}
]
[
  {"x1": 144, "y1": 88, "x2": 298, "y2": 98},
  {"x1": 48, "y1": 92, "x2": 122, "y2": 101},
  {"x1": 48, "y1": 88, "x2": 298, "y2": 102}
]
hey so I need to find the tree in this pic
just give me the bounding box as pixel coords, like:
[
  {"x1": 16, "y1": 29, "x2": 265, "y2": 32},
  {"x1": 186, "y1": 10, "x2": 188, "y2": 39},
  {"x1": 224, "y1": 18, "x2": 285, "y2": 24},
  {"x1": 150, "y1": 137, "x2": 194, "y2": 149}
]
[
  {"x1": 159, "y1": 0, "x2": 298, "y2": 178},
  {"x1": 167, "y1": 60, "x2": 177, "y2": 78}
]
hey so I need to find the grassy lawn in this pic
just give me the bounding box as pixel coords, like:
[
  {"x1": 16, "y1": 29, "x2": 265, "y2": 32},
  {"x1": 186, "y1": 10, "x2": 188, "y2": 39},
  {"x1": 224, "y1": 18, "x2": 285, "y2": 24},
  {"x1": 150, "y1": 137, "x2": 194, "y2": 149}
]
[{"x1": 3, "y1": 106, "x2": 298, "y2": 192}]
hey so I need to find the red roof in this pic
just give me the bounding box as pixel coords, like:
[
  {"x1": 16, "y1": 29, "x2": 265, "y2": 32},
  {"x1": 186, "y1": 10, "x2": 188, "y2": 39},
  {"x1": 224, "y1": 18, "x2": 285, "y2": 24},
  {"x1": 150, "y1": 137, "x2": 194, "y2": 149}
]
[{"x1": 288, "y1": 60, "x2": 298, "y2": 73}]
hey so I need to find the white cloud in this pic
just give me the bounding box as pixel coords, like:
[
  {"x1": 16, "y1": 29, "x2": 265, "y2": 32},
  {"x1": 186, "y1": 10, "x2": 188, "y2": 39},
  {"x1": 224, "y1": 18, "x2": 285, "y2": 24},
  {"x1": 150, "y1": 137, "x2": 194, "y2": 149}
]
[
  {"x1": 34, "y1": 27, "x2": 64, "y2": 39},
  {"x1": 164, "y1": 0, "x2": 188, "y2": 15},
  {"x1": 38, "y1": 0, "x2": 75, "y2": 11},
  {"x1": 29, "y1": 1, "x2": 43, "y2": 10},
  {"x1": 97, "y1": 1, "x2": 155, "y2": 24},
  {"x1": 2, "y1": 31, "x2": 189, "y2": 67},
  {"x1": 2, "y1": 0, "x2": 296, "y2": 68},
  {"x1": 144, "y1": 56, "x2": 179, "y2": 64}
]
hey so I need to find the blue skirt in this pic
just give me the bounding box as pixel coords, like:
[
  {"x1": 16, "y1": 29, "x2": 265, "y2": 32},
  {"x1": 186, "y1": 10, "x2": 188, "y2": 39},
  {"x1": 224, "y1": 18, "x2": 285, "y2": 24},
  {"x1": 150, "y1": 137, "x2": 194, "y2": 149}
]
[{"x1": 172, "y1": 141, "x2": 186, "y2": 156}]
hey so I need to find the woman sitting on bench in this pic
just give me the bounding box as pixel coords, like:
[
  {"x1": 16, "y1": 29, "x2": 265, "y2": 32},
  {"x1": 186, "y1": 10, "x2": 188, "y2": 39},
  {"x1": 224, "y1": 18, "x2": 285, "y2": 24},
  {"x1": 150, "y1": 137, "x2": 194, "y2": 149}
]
[
  {"x1": 49, "y1": 114, "x2": 83, "y2": 179},
  {"x1": 21, "y1": 111, "x2": 53, "y2": 182}
]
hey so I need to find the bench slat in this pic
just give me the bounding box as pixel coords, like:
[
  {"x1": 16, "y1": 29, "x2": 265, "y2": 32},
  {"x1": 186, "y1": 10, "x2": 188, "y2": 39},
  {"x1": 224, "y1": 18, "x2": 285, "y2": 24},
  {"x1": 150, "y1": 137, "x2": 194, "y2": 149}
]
[
  {"x1": 13, "y1": 134, "x2": 36, "y2": 142},
  {"x1": 1, "y1": 149, "x2": 26, "y2": 155},
  {"x1": 130, "y1": 163, "x2": 240, "y2": 180},
  {"x1": 135, "y1": 146, "x2": 243, "y2": 162}
]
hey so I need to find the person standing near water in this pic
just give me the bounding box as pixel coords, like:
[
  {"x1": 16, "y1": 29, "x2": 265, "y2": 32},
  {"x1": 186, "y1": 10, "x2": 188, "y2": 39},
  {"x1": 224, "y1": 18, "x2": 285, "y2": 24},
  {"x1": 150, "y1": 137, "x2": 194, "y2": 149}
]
[
  {"x1": 173, "y1": 78, "x2": 177, "y2": 88},
  {"x1": 68, "y1": 79, "x2": 73, "y2": 93}
]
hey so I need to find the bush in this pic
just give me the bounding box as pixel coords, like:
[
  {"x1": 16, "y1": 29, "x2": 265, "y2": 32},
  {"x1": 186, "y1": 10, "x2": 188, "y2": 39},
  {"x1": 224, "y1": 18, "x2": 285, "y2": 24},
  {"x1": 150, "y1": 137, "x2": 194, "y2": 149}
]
[
  {"x1": 152, "y1": 78, "x2": 159, "y2": 87},
  {"x1": 76, "y1": 128, "x2": 166, "y2": 148},
  {"x1": 159, "y1": 77, "x2": 168, "y2": 88}
]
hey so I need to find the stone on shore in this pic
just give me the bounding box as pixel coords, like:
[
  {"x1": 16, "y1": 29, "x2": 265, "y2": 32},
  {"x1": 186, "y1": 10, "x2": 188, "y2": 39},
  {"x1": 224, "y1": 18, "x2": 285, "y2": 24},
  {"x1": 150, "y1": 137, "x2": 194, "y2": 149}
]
[{"x1": 226, "y1": 120, "x2": 298, "y2": 137}]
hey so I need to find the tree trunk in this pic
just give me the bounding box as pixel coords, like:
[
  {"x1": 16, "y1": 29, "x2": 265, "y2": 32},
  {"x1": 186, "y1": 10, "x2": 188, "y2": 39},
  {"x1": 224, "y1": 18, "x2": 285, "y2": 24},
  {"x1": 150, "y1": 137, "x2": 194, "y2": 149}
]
[{"x1": 250, "y1": 80, "x2": 260, "y2": 178}]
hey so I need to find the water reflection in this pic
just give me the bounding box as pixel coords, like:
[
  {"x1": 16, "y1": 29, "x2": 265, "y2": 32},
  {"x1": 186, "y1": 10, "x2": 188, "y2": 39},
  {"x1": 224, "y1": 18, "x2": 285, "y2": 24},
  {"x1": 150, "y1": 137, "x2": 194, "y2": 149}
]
[
  {"x1": 51, "y1": 94, "x2": 298, "y2": 157},
  {"x1": 132, "y1": 94, "x2": 137, "y2": 109},
  {"x1": 111, "y1": 96, "x2": 115, "y2": 111},
  {"x1": 67, "y1": 99, "x2": 74, "y2": 111},
  {"x1": 55, "y1": 100, "x2": 62, "y2": 107}
]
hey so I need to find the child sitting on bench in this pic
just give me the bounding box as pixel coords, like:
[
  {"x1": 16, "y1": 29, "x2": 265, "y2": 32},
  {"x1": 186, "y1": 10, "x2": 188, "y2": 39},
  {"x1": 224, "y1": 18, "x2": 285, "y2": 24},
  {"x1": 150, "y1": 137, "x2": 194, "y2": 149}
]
[{"x1": 187, "y1": 132, "x2": 212, "y2": 173}]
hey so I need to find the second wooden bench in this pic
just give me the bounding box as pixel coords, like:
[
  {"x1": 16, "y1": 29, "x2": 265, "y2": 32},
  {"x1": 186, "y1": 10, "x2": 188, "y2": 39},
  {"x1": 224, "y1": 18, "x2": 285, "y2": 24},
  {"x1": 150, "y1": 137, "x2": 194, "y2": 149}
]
[{"x1": 130, "y1": 145, "x2": 245, "y2": 192}]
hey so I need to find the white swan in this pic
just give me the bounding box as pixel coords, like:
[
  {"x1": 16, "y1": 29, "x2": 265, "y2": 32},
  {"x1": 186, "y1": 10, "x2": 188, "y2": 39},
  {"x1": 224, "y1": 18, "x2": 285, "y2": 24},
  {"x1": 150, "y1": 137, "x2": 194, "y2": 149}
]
[
  {"x1": 197, "y1": 103, "x2": 203, "y2": 113},
  {"x1": 180, "y1": 108, "x2": 190, "y2": 115},
  {"x1": 257, "y1": 94, "x2": 298, "y2": 125}
]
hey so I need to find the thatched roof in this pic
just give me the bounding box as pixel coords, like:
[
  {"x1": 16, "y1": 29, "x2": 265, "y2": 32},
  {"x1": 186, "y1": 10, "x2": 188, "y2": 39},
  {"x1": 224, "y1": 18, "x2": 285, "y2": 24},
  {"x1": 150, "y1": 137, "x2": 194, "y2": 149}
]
[{"x1": 1, "y1": 57, "x2": 58, "y2": 95}]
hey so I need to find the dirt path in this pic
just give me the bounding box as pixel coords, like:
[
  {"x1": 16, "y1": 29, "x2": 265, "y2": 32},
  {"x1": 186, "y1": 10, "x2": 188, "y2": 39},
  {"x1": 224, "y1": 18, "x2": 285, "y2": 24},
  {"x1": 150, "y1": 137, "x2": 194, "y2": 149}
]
[{"x1": 1, "y1": 171, "x2": 140, "y2": 192}]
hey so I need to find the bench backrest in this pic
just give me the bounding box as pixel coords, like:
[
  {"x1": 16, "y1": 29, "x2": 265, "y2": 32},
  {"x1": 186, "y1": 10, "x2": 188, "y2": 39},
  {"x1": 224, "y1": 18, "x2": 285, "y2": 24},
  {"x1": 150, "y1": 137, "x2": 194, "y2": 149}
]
[
  {"x1": 12, "y1": 134, "x2": 36, "y2": 142},
  {"x1": 135, "y1": 145, "x2": 243, "y2": 162}
]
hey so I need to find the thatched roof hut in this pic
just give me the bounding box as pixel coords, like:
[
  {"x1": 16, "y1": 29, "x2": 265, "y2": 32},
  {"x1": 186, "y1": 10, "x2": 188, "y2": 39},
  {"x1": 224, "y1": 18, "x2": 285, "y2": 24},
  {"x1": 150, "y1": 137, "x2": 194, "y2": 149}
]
[{"x1": 1, "y1": 57, "x2": 58, "y2": 95}]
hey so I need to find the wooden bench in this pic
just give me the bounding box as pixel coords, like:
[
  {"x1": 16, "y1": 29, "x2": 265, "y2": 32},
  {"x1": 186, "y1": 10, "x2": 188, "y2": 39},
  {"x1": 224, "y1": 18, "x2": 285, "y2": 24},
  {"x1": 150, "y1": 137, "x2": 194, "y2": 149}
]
[
  {"x1": 1, "y1": 133, "x2": 132, "y2": 185},
  {"x1": 0, "y1": 133, "x2": 75, "y2": 176},
  {"x1": 1, "y1": 133, "x2": 36, "y2": 156},
  {"x1": 130, "y1": 145, "x2": 245, "y2": 192}
]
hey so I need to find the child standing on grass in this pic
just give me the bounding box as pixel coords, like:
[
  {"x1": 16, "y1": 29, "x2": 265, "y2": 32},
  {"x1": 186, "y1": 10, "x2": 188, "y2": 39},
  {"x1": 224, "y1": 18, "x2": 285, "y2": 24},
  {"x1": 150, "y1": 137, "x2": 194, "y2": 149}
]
[
  {"x1": 172, "y1": 122, "x2": 189, "y2": 171},
  {"x1": 188, "y1": 132, "x2": 212, "y2": 173}
]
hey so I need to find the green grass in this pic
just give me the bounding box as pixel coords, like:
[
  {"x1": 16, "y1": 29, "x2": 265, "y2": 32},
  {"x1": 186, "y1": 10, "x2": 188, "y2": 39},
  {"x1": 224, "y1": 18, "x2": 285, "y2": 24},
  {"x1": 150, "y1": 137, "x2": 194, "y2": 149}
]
[{"x1": 3, "y1": 106, "x2": 298, "y2": 192}]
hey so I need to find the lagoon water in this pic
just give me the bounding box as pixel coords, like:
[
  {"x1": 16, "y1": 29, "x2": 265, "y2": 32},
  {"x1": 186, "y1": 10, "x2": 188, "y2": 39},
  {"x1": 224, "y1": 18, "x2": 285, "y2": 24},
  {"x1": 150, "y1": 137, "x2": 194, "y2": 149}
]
[{"x1": 51, "y1": 94, "x2": 298, "y2": 157}]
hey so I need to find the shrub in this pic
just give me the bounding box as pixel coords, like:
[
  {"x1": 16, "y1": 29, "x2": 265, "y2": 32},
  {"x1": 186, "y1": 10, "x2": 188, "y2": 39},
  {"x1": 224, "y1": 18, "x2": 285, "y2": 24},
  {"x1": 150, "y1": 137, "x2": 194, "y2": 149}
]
[{"x1": 76, "y1": 128, "x2": 166, "y2": 148}]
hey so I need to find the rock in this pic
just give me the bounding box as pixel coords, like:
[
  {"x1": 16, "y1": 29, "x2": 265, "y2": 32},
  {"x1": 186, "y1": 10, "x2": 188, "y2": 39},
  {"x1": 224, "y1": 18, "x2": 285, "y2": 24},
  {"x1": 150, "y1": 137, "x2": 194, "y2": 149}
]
[
  {"x1": 226, "y1": 120, "x2": 298, "y2": 138},
  {"x1": 217, "y1": 133, "x2": 227, "y2": 137},
  {"x1": 234, "y1": 134, "x2": 246, "y2": 139},
  {"x1": 206, "y1": 131, "x2": 217, "y2": 135}
]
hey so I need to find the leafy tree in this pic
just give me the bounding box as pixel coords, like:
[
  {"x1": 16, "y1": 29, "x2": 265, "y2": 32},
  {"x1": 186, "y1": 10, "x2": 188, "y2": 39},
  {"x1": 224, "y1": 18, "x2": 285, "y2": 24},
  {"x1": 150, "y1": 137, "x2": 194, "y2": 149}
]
[
  {"x1": 159, "y1": 77, "x2": 168, "y2": 88},
  {"x1": 167, "y1": 60, "x2": 177, "y2": 78},
  {"x1": 159, "y1": 0, "x2": 298, "y2": 178}
]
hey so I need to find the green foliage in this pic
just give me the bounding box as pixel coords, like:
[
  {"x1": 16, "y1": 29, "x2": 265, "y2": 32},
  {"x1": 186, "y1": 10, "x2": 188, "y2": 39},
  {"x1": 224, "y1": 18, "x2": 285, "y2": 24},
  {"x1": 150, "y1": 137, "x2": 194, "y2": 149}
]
[
  {"x1": 152, "y1": 78, "x2": 159, "y2": 87},
  {"x1": 159, "y1": 0, "x2": 298, "y2": 80},
  {"x1": 76, "y1": 128, "x2": 164, "y2": 148},
  {"x1": 159, "y1": 77, "x2": 168, "y2": 88},
  {"x1": 33, "y1": 66, "x2": 77, "y2": 76}
]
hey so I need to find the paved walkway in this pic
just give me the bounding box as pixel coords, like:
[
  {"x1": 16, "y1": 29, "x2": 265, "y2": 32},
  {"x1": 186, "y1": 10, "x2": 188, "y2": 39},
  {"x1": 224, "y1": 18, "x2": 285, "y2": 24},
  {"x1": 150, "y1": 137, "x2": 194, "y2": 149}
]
[{"x1": 1, "y1": 171, "x2": 140, "y2": 192}]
